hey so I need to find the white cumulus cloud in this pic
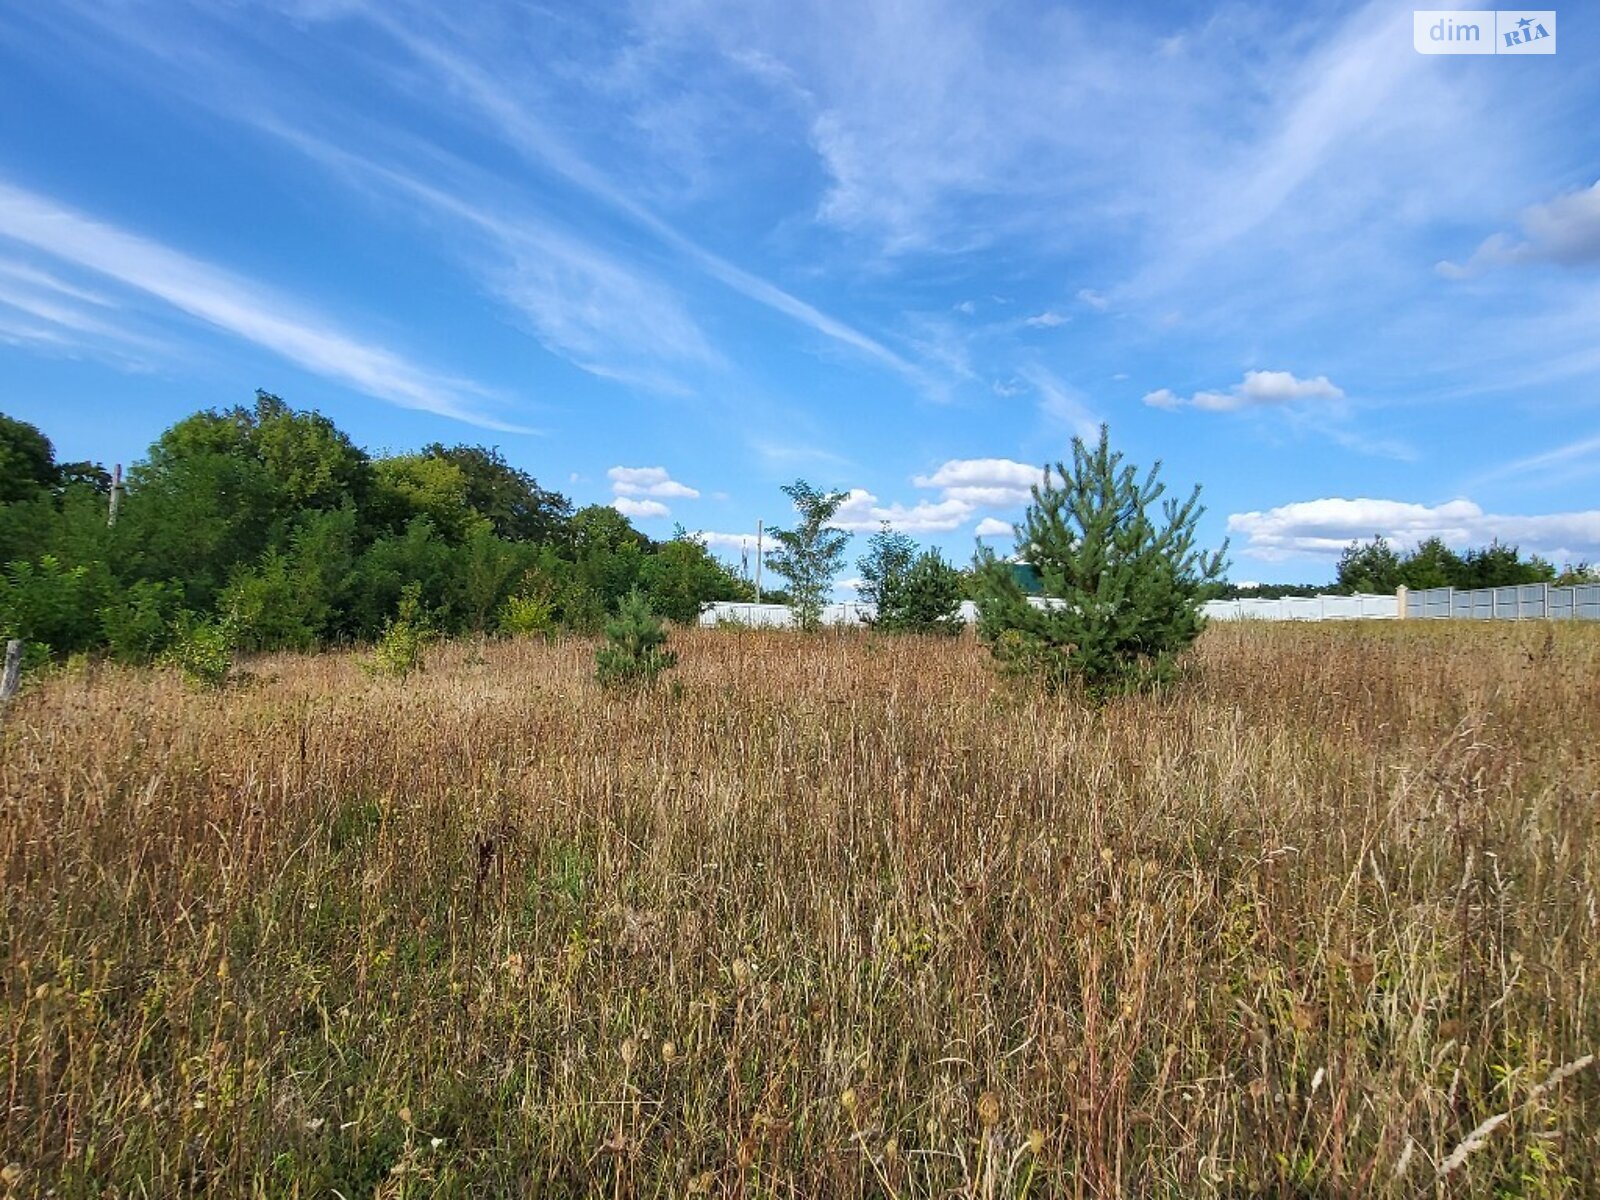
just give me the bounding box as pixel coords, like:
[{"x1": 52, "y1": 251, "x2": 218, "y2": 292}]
[
  {"x1": 834, "y1": 488, "x2": 974, "y2": 533},
  {"x1": 913, "y1": 458, "x2": 1043, "y2": 507},
  {"x1": 608, "y1": 465, "x2": 700, "y2": 499},
  {"x1": 1440, "y1": 179, "x2": 1600, "y2": 277},
  {"x1": 1229, "y1": 496, "x2": 1600, "y2": 564},
  {"x1": 1146, "y1": 370, "x2": 1344, "y2": 413},
  {"x1": 613, "y1": 497, "x2": 670, "y2": 520},
  {"x1": 974, "y1": 517, "x2": 1015, "y2": 539}
]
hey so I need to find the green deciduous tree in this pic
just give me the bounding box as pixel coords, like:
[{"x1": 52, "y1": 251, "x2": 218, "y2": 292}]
[
  {"x1": 856, "y1": 523, "x2": 917, "y2": 611},
  {"x1": 372, "y1": 454, "x2": 482, "y2": 543},
  {"x1": 0, "y1": 412, "x2": 59, "y2": 502},
  {"x1": 100, "y1": 580, "x2": 185, "y2": 664},
  {"x1": 765, "y1": 480, "x2": 851, "y2": 632},
  {"x1": 640, "y1": 528, "x2": 744, "y2": 624},
  {"x1": 973, "y1": 426, "x2": 1226, "y2": 695},
  {"x1": 420, "y1": 443, "x2": 571, "y2": 545},
  {"x1": 1335, "y1": 537, "x2": 1404, "y2": 594},
  {"x1": 120, "y1": 391, "x2": 371, "y2": 608},
  {"x1": 0, "y1": 555, "x2": 101, "y2": 655}
]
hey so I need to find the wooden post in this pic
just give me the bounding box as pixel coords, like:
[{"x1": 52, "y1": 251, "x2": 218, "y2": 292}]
[
  {"x1": 1, "y1": 640, "x2": 22, "y2": 704},
  {"x1": 1396, "y1": 585, "x2": 1409, "y2": 620},
  {"x1": 754, "y1": 519, "x2": 763, "y2": 603}
]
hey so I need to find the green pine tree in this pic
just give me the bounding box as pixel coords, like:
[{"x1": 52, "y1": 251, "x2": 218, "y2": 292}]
[
  {"x1": 595, "y1": 587, "x2": 678, "y2": 688},
  {"x1": 973, "y1": 425, "x2": 1226, "y2": 696},
  {"x1": 872, "y1": 547, "x2": 964, "y2": 635}
]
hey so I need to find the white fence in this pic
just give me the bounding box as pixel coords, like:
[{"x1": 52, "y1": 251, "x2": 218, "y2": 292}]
[
  {"x1": 1200, "y1": 593, "x2": 1399, "y2": 621},
  {"x1": 699, "y1": 600, "x2": 984, "y2": 628},
  {"x1": 701, "y1": 585, "x2": 1600, "y2": 628},
  {"x1": 1405, "y1": 582, "x2": 1600, "y2": 621},
  {"x1": 701, "y1": 594, "x2": 1399, "y2": 627}
]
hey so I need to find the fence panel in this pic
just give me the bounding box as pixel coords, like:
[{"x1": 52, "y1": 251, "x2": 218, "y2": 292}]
[
  {"x1": 704, "y1": 583, "x2": 1599, "y2": 628},
  {"x1": 1403, "y1": 582, "x2": 1600, "y2": 621}
]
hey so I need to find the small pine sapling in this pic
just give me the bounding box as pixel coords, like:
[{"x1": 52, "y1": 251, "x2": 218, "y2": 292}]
[{"x1": 595, "y1": 587, "x2": 678, "y2": 688}]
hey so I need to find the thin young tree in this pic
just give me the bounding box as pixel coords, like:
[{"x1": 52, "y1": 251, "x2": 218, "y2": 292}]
[
  {"x1": 973, "y1": 425, "x2": 1226, "y2": 695},
  {"x1": 765, "y1": 480, "x2": 851, "y2": 632}
]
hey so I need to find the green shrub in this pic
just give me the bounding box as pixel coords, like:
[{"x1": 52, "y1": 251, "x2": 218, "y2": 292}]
[
  {"x1": 594, "y1": 587, "x2": 676, "y2": 689},
  {"x1": 0, "y1": 555, "x2": 101, "y2": 656},
  {"x1": 497, "y1": 591, "x2": 556, "y2": 639},
  {"x1": 363, "y1": 583, "x2": 433, "y2": 679},
  {"x1": 220, "y1": 550, "x2": 320, "y2": 652},
  {"x1": 162, "y1": 613, "x2": 236, "y2": 689},
  {"x1": 101, "y1": 579, "x2": 185, "y2": 664}
]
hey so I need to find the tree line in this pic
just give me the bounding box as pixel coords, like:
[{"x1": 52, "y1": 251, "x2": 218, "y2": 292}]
[
  {"x1": 1333, "y1": 535, "x2": 1590, "y2": 594},
  {"x1": 0, "y1": 394, "x2": 750, "y2": 664},
  {"x1": 6, "y1": 392, "x2": 1583, "y2": 681}
]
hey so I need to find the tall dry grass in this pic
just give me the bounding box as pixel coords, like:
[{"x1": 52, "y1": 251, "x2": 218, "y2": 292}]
[{"x1": 2, "y1": 622, "x2": 1598, "y2": 1197}]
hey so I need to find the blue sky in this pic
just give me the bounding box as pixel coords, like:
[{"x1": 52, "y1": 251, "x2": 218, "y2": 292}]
[{"x1": 1, "y1": 1, "x2": 1598, "y2": 584}]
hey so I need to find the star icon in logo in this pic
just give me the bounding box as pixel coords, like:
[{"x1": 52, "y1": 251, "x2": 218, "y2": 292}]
[{"x1": 1517, "y1": 16, "x2": 1533, "y2": 30}]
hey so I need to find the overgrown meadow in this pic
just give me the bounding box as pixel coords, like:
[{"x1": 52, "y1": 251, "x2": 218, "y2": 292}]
[{"x1": 2, "y1": 622, "x2": 1598, "y2": 1197}]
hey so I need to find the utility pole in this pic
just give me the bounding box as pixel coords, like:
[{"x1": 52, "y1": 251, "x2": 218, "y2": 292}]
[
  {"x1": 107, "y1": 463, "x2": 123, "y2": 527},
  {"x1": 754, "y1": 520, "x2": 763, "y2": 603}
]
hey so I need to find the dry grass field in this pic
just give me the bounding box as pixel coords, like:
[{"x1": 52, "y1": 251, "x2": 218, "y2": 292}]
[{"x1": 2, "y1": 623, "x2": 1599, "y2": 1197}]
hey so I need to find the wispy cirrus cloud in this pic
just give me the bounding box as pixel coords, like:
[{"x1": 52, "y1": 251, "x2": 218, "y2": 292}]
[
  {"x1": 253, "y1": 123, "x2": 723, "y2": 393},
  {"x1": 1471, "y1": 429, "x2": 1600, "y2": 489},
  {"x1": 0, "y1": 178, "x2": 525, "y2": 431},
  {"x1": 1021, "y1": 365, "x2": 1099, "y2": 441},
  {"x1": 357, "y1": 7, "x2": 925, "y2": 387}
]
